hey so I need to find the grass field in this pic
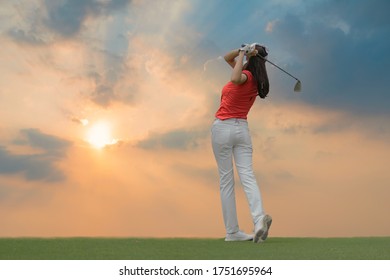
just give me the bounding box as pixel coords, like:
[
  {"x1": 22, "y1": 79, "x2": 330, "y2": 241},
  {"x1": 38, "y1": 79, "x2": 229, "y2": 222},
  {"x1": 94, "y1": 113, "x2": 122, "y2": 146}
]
[{"x1": 0, "y1": 237, "x2": 389, "y2": 260}]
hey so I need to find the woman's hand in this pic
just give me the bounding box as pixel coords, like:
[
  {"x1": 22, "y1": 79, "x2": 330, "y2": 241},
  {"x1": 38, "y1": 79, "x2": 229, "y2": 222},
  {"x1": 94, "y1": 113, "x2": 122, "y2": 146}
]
[
  {"x1": 239, "y1": 44, "x2": 252, "y2": 53},
  {"x1": 246, "y1": 48, "x2": 258, "y2": 58},
  {"x1": 224, "y1": 46, "x2": 257, "y2": 69}
]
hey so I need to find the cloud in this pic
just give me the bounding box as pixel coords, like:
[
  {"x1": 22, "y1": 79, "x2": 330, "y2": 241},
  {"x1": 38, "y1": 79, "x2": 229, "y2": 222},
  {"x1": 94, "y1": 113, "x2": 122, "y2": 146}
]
[
  {"x1": 15, "y1": 129, "x2": 71, "y2": 154},
  {"x1": 43, "y1": 0, "x2": 131, "y2": 37},
  {"x1": 266, "y1": 0, "x2": 390, "y2": 115},
  {"x1": 137, "y1": 128, "x2": 208, "y2": 151},
  {"x1": 311, "y1": 117, "x2": 353, "y2": 135},
  {"x1": 7, "y1": 29, "x2": 45, "y2": 45},
  {"x1": 60, "y1": 1, "x2": 135, "y2": 108},
  {"x1": 87, "y1": 50, "x2": 138, "y2": 107},
  {"x1": 0, "y1": 129, "x2": 72, "y2": 182},
  {"x1": 2, "y1": 0, "x2": 222, "y2": 112},
  {"x1": 5, "y1": 0, "x2": 130, "y2": 46},
  {"x1": 70, "y1": 117, "x2": 89, "y2": 126}
]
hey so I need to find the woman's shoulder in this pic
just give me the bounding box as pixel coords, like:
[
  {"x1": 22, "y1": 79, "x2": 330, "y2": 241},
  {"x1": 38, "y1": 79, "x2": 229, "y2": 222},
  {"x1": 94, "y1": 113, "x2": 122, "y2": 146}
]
[{"x1": 242, "y1": 70, "x2": 253, "y2": 82}]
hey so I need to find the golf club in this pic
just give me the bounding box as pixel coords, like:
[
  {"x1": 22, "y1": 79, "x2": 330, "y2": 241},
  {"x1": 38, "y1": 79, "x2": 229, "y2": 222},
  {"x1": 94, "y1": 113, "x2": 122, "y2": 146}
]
[
  {"x1": 242, "y1": 43, "x2": 301, "y2": 92},
  {"x1": 262, "y1": 57, "x2": 302, "y2": 92}
]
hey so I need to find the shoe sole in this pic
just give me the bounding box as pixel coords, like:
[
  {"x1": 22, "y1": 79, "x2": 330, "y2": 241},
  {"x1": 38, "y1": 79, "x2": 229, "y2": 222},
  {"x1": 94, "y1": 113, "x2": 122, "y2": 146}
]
[
  {"x1": 254, "y1": 215, "x2": 272, "y2": 243},
  {"x1": 225, "y1": 237, "x2": 253, "y2": 242},
  {"x1": 261, "y1": 215, "x2": 272, "y2": 241}
]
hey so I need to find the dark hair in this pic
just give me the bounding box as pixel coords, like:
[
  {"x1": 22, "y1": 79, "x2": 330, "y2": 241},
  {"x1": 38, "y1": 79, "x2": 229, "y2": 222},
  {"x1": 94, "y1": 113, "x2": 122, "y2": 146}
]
[{"x1": 244, "y1": 45, "x2": 270, "y2": 99}]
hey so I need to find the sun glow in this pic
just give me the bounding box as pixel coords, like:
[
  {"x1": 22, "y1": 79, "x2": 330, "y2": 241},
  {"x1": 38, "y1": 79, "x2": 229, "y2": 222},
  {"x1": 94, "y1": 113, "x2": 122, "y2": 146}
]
[{"x1": 87, "y1": 121, "x2": 117, "y2": 149}]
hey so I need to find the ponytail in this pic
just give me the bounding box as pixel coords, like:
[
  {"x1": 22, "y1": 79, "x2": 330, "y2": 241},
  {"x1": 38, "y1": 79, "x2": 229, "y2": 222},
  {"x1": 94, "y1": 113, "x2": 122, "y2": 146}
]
[{"x1": 246, "y1": 45, "x2": 270, "y2": 99}]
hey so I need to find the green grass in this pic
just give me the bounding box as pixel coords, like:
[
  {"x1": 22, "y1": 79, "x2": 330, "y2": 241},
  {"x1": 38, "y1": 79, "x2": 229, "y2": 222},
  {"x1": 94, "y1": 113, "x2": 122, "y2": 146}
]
[{"x1": 0, "y1": 237, "x2": 389, "y2": 260}]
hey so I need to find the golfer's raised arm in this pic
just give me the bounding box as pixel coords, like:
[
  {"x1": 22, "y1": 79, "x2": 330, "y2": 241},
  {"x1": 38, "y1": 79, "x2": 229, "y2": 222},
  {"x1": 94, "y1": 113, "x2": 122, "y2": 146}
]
[
  {"x1": 224, "y1": 49, "x2": 240, "y2": 68},
  {"x1": 229, "y1": 50, "x2": 247, "y2": 85}
]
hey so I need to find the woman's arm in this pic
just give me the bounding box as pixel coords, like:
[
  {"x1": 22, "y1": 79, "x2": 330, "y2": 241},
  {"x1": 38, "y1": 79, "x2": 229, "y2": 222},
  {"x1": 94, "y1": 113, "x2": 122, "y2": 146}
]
[
  {"x1": 224, "y1": 49, "x2": 240, "y2": 68},
  {"x1": 224, "y1": 47, "x2": 259, "y2": 85},
  {"x1": 230, "y1": 50, "x2": 247, "y2": 84},
  {"x1": 224, "y1": 49, "x2": 247, "y2": 85}
]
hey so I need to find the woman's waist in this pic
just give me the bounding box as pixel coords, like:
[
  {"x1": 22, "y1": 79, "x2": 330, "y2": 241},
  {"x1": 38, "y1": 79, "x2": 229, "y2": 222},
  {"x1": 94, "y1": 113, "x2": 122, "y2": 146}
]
[{"x1": 213, "y1": 118, "x2": 248, "y2": 125}]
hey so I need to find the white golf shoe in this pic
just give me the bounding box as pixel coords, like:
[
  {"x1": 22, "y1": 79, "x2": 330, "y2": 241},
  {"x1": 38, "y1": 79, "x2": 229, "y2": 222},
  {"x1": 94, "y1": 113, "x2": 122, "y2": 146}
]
[
  {"x1": 254, "y1": 214, "x2": 272, "y2": 243},
  {"x1": 225, "y1": 230, "x2": 254, "y2": 242}
]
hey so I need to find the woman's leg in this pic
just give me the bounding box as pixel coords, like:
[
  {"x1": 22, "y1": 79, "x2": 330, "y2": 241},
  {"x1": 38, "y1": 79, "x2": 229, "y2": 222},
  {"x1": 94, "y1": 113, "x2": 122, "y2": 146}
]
[
  {"x1": 233, "y1": 123, "x2": 264, "y2": 226},
  {"x1": 211, "y1": 121, "x2": 239, "y2": 234}
]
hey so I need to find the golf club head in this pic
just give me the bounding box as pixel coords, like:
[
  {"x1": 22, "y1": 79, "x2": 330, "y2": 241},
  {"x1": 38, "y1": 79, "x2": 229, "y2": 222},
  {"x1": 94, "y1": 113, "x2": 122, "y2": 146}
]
[{"x1": 294, "y1": 80, "x2": 302, "y2": 92}]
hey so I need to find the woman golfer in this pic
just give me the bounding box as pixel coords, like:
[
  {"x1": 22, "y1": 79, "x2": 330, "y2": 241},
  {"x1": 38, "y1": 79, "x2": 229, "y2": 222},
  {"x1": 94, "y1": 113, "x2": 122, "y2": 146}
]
[{"x1": 211, "y1": 44, "x2": 272, "y2": 243}]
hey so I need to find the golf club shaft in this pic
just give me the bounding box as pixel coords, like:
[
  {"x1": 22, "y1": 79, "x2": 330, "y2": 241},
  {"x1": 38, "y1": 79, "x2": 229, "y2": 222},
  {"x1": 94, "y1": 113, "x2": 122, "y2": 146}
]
[{"x1": 262, "y1": 57, "x2": 300, "y2": 82}]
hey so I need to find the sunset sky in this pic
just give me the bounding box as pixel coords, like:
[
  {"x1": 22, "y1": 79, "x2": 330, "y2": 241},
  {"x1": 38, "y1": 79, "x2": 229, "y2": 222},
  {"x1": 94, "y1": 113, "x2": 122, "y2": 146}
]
[{"x1": 1, "y1": 0, "x2": 389, "y2": 238}]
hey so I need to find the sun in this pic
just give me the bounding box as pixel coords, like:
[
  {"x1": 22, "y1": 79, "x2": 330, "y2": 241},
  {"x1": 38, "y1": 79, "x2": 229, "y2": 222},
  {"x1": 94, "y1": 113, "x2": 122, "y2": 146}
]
[{"x1": 86, "y1": 121, "x2": 117, "y2": 149}]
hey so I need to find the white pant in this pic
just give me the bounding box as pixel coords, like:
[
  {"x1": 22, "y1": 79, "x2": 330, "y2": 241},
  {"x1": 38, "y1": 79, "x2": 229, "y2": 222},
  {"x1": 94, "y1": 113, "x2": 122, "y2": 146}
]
[{"x1": 211, "y1": 118, "x2": 264, "y2": 234}]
